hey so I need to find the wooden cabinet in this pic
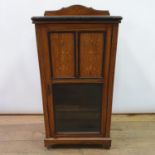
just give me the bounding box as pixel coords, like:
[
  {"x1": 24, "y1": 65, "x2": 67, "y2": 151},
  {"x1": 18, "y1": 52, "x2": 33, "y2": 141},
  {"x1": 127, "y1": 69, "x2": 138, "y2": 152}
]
[{"x1": 32, "y1": 5, "x2": 122, "y2": 148}]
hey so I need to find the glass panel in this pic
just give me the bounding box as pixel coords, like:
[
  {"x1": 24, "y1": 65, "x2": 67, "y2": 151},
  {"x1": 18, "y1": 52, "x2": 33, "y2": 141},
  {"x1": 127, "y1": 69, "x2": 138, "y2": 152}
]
[{"x1": 52, "y1": 84, "x2": 102, "y2": 133}]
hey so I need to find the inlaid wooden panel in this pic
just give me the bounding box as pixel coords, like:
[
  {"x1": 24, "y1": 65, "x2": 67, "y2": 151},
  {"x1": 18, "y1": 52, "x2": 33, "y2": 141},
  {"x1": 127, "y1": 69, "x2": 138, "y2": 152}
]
[
  {"x1": 79, "y1": 32, "x2": 105, "y2": 78},
  {"x1": 49, "y1": 32, "x2": 75, "y2": 78}
]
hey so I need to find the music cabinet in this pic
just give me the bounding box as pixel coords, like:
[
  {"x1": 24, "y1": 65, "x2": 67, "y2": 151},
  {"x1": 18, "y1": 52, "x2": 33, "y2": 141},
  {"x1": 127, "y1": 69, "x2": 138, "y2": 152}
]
[{"x1": 32, "y1": 5, "x2": 122, "y2": 148}]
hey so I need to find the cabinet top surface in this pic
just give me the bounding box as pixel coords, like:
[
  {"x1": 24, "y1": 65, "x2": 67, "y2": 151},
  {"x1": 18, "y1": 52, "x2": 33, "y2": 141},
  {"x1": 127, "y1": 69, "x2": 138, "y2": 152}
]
[
  {"x1": 31, "y1": 5, "x2": 122, "y2": 24},
  {"x1": 32, "y1": 16, "x2": 122, "y2": 24}
]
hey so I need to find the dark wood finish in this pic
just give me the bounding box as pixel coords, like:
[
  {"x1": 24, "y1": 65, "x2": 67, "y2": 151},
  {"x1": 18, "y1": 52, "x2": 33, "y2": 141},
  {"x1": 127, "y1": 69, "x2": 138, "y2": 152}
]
[
  {"x1": 53, "y1": 84, "x2": 102, "y2": 133},
  {"x1": 49, "y1": 32, "x2": 75, "y2": 78},
  {"x1": 51, "y1": 79, "x2": 104, "y2": 84},
  {"x1": 79, "y1": 32, "x2": 105, "y2": 78},
  {"x1": 32, "y1": 5, "x2": 122, "y2": 148},
  {"x1": 106, "y1": 24, "x2": 119, "y2": 137},
  {"x1": 32, "y1": 16, "x2": 122, "y2": 24},
  {"x1": 44, "y1": 137, "x2": 111, "y2": 148},
  {"x1": 44, "y1": 5, "x2": 110, "y2": 16}
]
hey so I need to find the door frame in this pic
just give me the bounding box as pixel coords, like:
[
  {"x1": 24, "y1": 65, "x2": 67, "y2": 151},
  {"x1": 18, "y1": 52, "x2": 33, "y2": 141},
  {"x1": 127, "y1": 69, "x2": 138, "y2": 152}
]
[{"x1": 36, "y1": 23, "x2": 113, "y2": 138}]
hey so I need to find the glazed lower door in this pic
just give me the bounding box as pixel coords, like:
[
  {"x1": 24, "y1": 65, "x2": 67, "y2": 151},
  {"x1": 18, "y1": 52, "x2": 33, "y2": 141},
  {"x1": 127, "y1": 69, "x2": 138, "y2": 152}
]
[{"x1": 52, "y1": 83, "x2": 103, "y2": 134}]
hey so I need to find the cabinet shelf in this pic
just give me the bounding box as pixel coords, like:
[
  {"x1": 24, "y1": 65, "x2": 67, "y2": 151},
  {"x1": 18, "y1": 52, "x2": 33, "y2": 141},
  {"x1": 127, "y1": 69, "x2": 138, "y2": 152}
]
[{"x1": 55, "y1": 105, "x2": 100, "y2": 112}]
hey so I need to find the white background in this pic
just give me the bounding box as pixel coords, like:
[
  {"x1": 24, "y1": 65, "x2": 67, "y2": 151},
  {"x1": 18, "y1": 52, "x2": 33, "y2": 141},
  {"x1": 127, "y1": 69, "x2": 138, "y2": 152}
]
[{"x1": 0, "y1": 0, "x2": 155, "y2": 114}]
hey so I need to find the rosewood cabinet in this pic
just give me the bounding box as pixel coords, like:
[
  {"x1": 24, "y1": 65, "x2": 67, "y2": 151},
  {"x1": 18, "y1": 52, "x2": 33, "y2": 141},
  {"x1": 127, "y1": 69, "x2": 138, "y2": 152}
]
[{"x1": 32, "y1": 5, "x2": 122, "y2": 148}]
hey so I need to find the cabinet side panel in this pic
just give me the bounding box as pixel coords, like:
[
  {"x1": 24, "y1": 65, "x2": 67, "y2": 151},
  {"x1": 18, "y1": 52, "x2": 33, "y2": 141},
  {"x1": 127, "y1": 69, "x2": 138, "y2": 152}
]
[
  {"x1": 79, "y1": 32, "x2": 105, "y2": 78},
  {"x1": 35, "y1": 25, "x2": 51, "y2": 137},
  {"x1": 106, "y1": 24, "x2": 119, "y2": 137},
  {"x1": 49, "y1": 32, "x2": 75, "y2": 78}
]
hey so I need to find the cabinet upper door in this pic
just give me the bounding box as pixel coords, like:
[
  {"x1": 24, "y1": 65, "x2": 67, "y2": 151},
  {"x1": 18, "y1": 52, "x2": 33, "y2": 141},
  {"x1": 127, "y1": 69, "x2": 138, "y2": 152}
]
[
  {"x1": 48, "y1": 30, "x2": 107, "y2": 79},
  {"x1": 49, "y1": 32, "x2": 75, "y2": 79},
  {"x1": 79, "y1": 32, "x2": 105, "y2": 78}
]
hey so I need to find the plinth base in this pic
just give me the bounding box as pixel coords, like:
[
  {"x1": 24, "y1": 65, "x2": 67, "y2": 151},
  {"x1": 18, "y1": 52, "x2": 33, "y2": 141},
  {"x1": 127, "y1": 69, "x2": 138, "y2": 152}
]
[{"x1": 44, "y1": 137, "x2": 111, "y2": 149}]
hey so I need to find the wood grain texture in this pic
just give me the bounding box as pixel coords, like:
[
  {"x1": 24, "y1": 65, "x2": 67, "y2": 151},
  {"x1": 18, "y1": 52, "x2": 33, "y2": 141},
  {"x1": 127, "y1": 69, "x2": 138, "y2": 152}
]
[
  {"x1": 45, "y1": 137, "x2": 111, "y2": 147},
  {"x1": 105, "y1": 24, "x2": 119, "y2": 137},
  {"x1": 44, "y1": 5, "x2": 109, "y2": 16},
  {"x1": 32, "y1": 5, "x2": 122, "y2": 147},
  {"x1": 79, "y1": 32, "x2": 104, "y2": 78},
  {"x1": 100, "y1": 27, "x2": 112, "y2": 137},
  {"x1": 51, "y1": 79, "x2": 104, "y2": 84},
  {"x1": 36, "y1": 25, "x2": 56, "y2": 138},
  {"x1": 49, "y1": 32, "x2": 75, "y2": 78},
  {"x1": 35, "y1": 25, "x2": 51, "y2": 138},
  {"x1": 0, "y1": 115, "x2": 155, "y2": 155}
]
